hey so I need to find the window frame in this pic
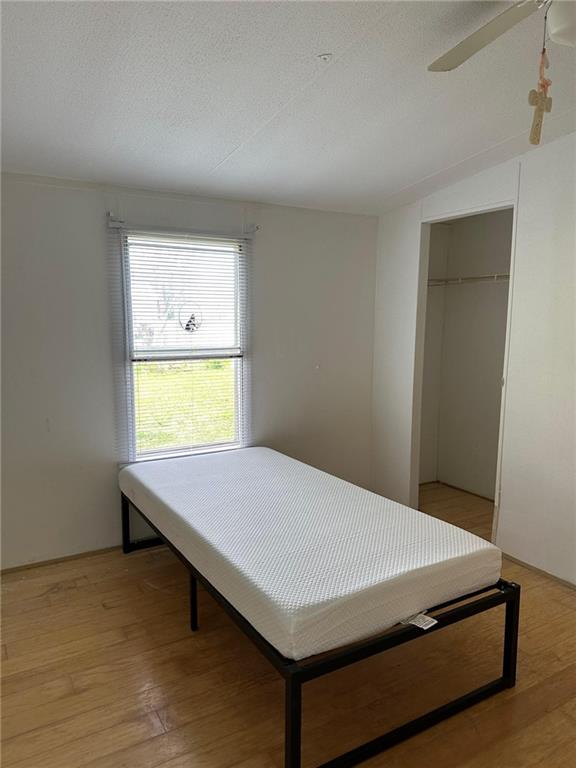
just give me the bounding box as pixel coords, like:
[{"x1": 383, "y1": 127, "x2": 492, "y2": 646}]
[{"x1": 120, "y1": 227, "x2": 248, "y2": 462}]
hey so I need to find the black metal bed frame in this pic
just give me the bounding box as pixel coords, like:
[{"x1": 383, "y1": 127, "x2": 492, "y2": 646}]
[{"x1": 121, "y1": 493, "x2": 520, "y2": 768}]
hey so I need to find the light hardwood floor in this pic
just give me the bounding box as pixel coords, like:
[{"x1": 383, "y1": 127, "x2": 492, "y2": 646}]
[
  {"x1": 419, "y1": 482, "x2": 494, "y2": 541},
  {"x1": 2, "y1": 483, "x2": 575, "y2": 767}
]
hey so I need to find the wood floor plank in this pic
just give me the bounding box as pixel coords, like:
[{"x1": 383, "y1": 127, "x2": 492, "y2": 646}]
[
  {"x1": 8, "y1": 710, "x2": 166, "y2": 768},
  {"x1": 1, "y1": 594, "x2": 52, "y2": 618},
  {"x1": 2, "y1": 482, "x2": 574, "y2": 767},
  {"x1": 531, "y1": 737, "x2": 576, "y2": 768},
  {"x1": 2, "y1": 702, "x2": 166, "y2": 768},
  {"x1": 1, "y1": 586, "x2": 188, "y2": 645},
  {"x1": 459, "y1": 709, "x2": 576, "y2": 768},
  {"x1": 378, "y1": 665, "x2": 576, "y2": 768},
  {"x1": 0, "y1": 606, "x2": 214, "y2": 700},
  {"x1": 1, "y1": 676, "x2": 76, "y2": 721},
  {"x1": 1, "y1": 631, "x2": 272, "y2": 741},
  {"x1": 3, "y1": 628, "x2": 130, "y2": 678}
]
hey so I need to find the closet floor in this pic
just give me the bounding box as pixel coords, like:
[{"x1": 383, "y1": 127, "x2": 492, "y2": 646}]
[{"x1": 419, "y1": 482, "x2": 494, "y2": 541}]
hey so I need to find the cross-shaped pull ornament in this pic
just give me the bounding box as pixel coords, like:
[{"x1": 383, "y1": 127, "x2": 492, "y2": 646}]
[
  {"x1": 529, "y1": 45, "x2": 552, "y2": 147},
  {"x1": 529, "y1": 89, "x2": 552, "y2": 146}
]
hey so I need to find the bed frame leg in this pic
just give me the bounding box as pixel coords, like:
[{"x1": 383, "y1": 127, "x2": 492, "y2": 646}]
[
  {"x1": 503, "y1": 581, "x2": 520, "y2": 688},
  {"x1": 285, "y1": 676, "x2": 302, "y2": 768},
  {"x1": 121, "y1": 493, "x2": 131, "y2": 554},
  {"x1": 120, "y1": 493, "x2": 163, "y2": 553},
  {"x1": 190, "y1": 572, "x2": 199, "y2": 632}
]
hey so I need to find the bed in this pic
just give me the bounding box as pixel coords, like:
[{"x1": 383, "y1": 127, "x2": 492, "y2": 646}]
[{"x1": 119, "y1": 447, "x2": 520, "y2": 768}]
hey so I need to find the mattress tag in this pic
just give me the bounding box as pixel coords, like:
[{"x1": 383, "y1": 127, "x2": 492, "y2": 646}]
[{"x1": 401, "y1": 612, "x2": 438, "y2": 630}]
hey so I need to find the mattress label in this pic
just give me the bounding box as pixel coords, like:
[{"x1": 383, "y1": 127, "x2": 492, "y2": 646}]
[{"x1": 401, "y1": 612, "x2": 438, "y2": 630}]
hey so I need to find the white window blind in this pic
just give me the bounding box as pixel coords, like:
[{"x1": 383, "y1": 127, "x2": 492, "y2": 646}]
[{"x1": 121, "y1": 230, "x2": 248, "y2": 460}]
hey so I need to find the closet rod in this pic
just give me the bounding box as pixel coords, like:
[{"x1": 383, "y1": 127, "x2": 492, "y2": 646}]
[{"x1": 428, "y1": 273, "x2": 510, "y2": 287}]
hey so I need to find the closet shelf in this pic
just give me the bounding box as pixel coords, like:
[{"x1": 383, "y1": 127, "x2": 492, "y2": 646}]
[{"x1": 428, "y1": 273, "x2": 510, "y2": 287}]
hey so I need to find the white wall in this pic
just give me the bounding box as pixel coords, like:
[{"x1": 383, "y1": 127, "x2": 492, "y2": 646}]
[
  {"x1": 372, "y1": 133, "x2": 576, "y2": 584},
  {"x1": 496, "y1": 137, "x2": 575, "y2": 582},
  {"x1": 419, "y1": 225, "x2": 448, "y2": 483},
  {"x1": 1, "y1": 174, "x2": 377, "y2": 568},
  {"x1": 420, "y1": 211, "x2": 512, "y2": 499},
  {"x1": 372, "y1": 204, "x2": 423, "y2": 503},
  {"x1": 250, "y1": 204, "x2": 377, "y2": 482}
]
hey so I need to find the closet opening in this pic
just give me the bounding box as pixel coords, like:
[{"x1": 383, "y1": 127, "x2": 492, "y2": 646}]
[{"x1": 417, "y1": 208, "x2": 514, "y2": 542}]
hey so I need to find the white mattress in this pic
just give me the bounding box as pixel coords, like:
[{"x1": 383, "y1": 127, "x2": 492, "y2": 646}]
[{"x1": 118, "y1": 448, "x2": 501, "y2": 660}]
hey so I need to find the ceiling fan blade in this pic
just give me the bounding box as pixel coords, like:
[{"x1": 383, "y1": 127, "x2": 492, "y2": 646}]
[{"x1": 428, "y1": 0, "x2": 541, "y2": 72}]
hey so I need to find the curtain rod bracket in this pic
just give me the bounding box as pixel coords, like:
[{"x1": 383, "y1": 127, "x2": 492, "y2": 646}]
[{"x1": 107, "y1": 212, "x2": 125, "y2": 229}]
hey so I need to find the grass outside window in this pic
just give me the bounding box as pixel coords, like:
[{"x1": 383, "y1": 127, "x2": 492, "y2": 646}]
[{"x1": 133, "y1": 359, "x2": 237, "y2": 455}]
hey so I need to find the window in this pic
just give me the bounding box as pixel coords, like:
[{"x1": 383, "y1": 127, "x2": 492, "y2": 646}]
[{"x1": 121, "y1": 230, "x2": 247, "y2": 459}]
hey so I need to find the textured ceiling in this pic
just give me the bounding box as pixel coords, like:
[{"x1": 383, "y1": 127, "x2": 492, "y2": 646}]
[{"x1": 2, "y1": 1, "x2": 575, "y2": 213}]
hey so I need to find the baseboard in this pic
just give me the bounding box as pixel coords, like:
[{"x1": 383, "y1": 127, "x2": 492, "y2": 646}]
[
  {"x1": 502, "y1": 553, "x2": 576, "y2": 591},
  {"x1": 1, "y1": 545, "x2": 125, "y2": 575}
]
